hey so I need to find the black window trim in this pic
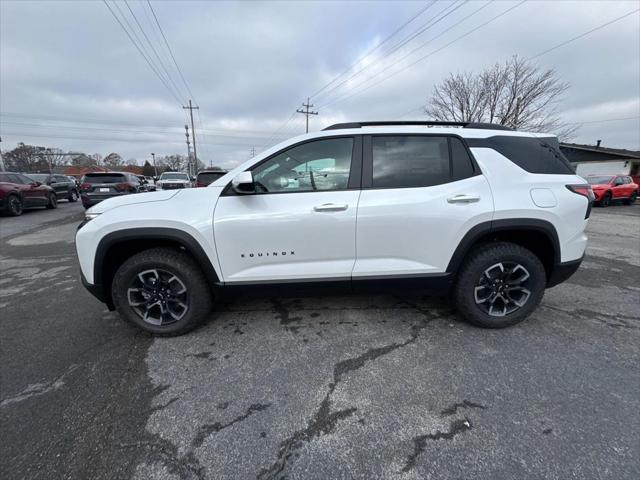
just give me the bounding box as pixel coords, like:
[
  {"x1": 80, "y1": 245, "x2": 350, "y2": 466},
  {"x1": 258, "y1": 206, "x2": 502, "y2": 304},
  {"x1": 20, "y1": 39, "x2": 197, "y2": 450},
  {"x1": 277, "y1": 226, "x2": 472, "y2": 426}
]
[
  {"x1": 221, "y1": 134, "x2": 363, "y2": 196},
  {"x1": 361, "y1": 133, "x2": 481, "y2": 190}
]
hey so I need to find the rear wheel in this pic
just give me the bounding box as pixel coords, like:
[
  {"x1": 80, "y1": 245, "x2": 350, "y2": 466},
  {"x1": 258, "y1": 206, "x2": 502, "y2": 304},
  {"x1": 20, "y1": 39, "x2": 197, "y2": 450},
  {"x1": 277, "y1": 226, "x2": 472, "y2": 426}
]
[
  {"x1": 68, "y1": 189, "x2": 79, "y2": 202},
  {"x1": 46, "y1": 193, "x2": 58, "y2": 209},
  {"x1": 599, "y1": 192, "x2": 611, "y2": 207},
  {"x1": 6, "y1": 194, "x2": 23, "y2": 216},
  {"x1": 453, "y1": 242, "x2": 546, "y2": 328},
  {"x1": 112, "y1": 248, "x2": 213, "y2": 335},
  {"x1": 624, "y1": 191, "x2": 637, "y2": 205}
]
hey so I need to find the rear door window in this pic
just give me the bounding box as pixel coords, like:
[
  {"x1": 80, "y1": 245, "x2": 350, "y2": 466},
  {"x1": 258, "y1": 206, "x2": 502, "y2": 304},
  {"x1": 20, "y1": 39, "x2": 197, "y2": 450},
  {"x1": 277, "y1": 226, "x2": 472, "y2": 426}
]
[{"x1": 371, "y1": 136, "x2": 450, "y2": 188}]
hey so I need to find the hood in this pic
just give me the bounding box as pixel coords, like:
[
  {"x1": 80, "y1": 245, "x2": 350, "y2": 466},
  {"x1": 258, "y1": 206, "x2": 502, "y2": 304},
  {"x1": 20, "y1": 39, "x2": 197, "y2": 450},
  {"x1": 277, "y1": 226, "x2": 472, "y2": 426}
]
[{"x1": 87, "y1": 190, "x2": 180, "y2": 214}]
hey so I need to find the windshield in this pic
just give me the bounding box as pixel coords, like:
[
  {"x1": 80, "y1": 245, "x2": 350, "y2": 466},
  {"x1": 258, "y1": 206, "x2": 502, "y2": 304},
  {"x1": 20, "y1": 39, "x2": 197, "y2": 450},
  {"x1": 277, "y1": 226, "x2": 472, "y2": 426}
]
[
  {"x1": 82, "y1": 173, "x2": 126, "y2": 184},
  {"x1": 26, "y1": 174, "x2": 50, "y2": 182},
  {"x1": 587, "y1": 176, "x2": 614, "y2": 185},
  {"x1": 160, "y1": 172, "x2": 189, "y2": 180}
]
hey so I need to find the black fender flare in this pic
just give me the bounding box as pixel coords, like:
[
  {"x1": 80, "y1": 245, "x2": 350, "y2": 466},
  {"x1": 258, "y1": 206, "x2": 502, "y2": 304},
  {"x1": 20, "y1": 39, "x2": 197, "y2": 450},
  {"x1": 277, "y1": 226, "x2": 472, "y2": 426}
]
[
  {"x1": 94, "y1": 227, "x2": 220, "y2": 291},
  {"x1": 446, "y1": 218, "x2": 561, "y2": 273}
]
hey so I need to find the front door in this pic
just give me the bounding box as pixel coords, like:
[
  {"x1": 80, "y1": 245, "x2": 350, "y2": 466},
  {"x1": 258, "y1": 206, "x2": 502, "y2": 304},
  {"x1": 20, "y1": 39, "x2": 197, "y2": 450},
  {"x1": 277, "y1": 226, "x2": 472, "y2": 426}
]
[
  {"x1": 214, "y1": 136, "x2": 362, "y2": 283},
  {"x1": 354, "y1": 134, "x2": 494, "y2": 277}
]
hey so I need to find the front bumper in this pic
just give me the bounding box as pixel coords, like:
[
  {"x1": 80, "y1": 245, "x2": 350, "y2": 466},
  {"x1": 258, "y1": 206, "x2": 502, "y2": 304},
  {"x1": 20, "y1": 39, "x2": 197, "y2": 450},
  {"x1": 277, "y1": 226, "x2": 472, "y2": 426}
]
[
  {"x1": 80, "y1": 270, "x2": 114, "y2": 310},
  {"x1": 547, "y1": 256, "x2": 584, "y2": 287}
]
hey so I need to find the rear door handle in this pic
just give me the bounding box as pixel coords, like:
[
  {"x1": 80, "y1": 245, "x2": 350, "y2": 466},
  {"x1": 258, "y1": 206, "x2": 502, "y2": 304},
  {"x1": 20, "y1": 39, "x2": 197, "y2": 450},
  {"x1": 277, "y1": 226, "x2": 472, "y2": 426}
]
[
  {"x1": 447, "y1": 194, "x2": 480, "y2": 204},
  {"x1": 313, "y1": 203, "x2": 348, "y2": 212}
]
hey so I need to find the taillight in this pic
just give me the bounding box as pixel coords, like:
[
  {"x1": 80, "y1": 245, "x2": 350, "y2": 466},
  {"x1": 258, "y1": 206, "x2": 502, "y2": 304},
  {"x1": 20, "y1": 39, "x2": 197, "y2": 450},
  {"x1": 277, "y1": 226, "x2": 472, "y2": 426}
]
[
  {"x1": 567, "y1": 184, "x2": 595, "y2": 219},
  {"x1": 566, "y1": 184, "x2": 594, "y2": 201},
  {"x1": 80, "y1": 183, "x2": 91, "y2": 191},
  {"x1": 196, "y1": 182, "x2": 205, "y2": 187},
  {"x1": 114, "y1": 183, "x2": 130, "y2": 192}
]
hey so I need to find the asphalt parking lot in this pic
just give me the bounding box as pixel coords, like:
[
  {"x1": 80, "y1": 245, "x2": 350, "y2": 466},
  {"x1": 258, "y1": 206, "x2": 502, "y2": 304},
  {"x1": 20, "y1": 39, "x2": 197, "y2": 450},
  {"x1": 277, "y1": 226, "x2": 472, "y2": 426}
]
[{"x1": 1, "y1": 201, "x2": 639, "y2": 480}]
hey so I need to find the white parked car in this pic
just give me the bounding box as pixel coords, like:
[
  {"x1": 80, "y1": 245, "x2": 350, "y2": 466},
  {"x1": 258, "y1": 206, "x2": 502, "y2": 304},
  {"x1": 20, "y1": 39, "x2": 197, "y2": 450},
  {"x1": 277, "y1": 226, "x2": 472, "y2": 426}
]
[
  {"x1": 76, "y1": 121, "x2": 593, "y2": 335},
  {"x1": 155, "y1": 171, "x2": 192, "y2": 190}
]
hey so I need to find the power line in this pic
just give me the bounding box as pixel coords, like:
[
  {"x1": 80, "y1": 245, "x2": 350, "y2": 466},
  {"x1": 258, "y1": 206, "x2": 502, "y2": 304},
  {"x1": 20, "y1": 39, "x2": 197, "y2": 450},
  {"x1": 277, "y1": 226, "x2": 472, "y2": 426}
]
[
  {"x1": 310, "y1": 0, "x2": 437, "y2": 100},
  {"x1": 320, "y1": 0, "x2": 492, "y2": 109},
  {"x1": 0, "y1": 121, "x2": 285, "y2": 140},
  {"x1": 102, "y1": 0, "x2": 183, "y2": 105},
  {"x1": 320, "y1": 0, "x2": 526, "y2": 110},
  {"x1": 526, "y1": 8, "x2": 639, "y2": 60},
  {"x1": 314, "y1": 0, "x2": 470, "y2": 106},
  {"x1": 146, "y1": 0, "x2": 197, "y2": 102},
  {"x1": 123, "y1": 0, "x2": 186, "y2": 101}
]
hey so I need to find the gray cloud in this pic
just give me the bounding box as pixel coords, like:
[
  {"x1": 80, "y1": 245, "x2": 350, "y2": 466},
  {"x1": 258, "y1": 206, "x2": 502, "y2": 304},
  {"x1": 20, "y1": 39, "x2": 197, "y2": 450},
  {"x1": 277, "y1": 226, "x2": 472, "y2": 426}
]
[{"x1": 1, "y1": 0, "x2": 638, "y2": 169}]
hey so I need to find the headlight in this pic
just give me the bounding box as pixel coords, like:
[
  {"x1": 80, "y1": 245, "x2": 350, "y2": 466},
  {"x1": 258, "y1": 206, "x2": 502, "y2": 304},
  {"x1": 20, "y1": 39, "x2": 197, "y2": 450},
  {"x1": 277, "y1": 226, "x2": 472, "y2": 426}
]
[{"x1": 85, "y1": 212, "x2": 100, "y2": 221}]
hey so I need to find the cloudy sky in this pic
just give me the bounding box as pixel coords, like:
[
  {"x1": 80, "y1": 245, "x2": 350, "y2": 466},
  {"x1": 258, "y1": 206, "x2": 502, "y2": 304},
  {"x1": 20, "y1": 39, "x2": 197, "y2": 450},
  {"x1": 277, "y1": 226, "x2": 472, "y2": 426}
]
[{"x1": 1, "y1": 0, "x2": 638, "y2": 169}]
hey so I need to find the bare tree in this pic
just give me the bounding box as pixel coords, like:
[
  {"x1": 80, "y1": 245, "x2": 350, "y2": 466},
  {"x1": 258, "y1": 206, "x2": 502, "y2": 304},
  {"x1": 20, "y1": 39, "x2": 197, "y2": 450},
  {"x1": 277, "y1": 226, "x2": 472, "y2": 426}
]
[
  {"x1": 159, "y1": 154, "x2": 186, "y2": 172},
  {"x1": 425, "y1": 56, "x2": 577, "y2": 139},
  {"x1": 103, "y1": 153, "x2": 123, "y2": 168}
]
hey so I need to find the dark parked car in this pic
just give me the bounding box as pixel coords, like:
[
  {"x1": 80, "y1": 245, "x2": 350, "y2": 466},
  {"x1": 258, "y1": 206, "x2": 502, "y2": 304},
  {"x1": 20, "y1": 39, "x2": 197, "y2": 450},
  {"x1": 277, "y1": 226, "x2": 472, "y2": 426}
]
[
  {"x1": 0, "y1": 172, "x2": 58, "y2": 216},
  {"x1": 195, "y1": 169, "x2": 227, "y2": 187},
  {"x1": 26, "y1": 173, "x2": 79, "y2": 202},
  {"x1": 79, "y1": 172, "x2": 142, "y2": 209}
]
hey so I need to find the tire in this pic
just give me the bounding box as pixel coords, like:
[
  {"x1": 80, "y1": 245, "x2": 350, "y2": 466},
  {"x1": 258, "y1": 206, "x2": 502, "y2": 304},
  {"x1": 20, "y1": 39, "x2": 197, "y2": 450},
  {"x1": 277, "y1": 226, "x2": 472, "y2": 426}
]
[
  {"x1": 6, "y1": 194, "x2": 23, "y2": 216},
  {"x1": 624, "y1": 191, "x2": 637, "y2": 205},
  {"x1": 599, "y1": 192, "x2": 611, "y2": 207},
  {"x1": 68, "y1": 189, "x2": 79, "y2": 202},
  {"x1": 46, "y1": 193, "x2": 58, "y2": 209},
  {"x1": 453, "y1": 242, "x2": 546, "y2": 328},
  {"x1": 111, "y1": 247, "x2": 213, "y2": 336}
]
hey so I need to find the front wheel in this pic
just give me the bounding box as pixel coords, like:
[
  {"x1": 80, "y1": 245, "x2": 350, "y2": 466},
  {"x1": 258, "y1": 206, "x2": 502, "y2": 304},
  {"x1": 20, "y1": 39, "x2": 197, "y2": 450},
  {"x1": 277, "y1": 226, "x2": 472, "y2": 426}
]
[
  {"x1": 6, "y1": 194, "x2": 23, "y2": 216},
  {"x1": 111, "y1": 248, "x2": 213, "y2": 335},
  {"x1": 599, "y1": 192, "x2": 611, "y2": 207},
  {"x1": 453, "y1": 242, "x2": 546, "y2": 328},
  {"x1": 46, "y1": 193, "x2": 58, "y2": 209}
]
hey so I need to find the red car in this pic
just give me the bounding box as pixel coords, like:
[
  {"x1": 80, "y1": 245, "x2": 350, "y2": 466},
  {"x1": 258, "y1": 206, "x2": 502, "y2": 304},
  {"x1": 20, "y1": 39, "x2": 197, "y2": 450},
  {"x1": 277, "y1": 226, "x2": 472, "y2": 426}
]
[
  {"x1": 0, "y1": 172, "x2": 58, "y2": 216},
  {"x1": 586, "y1": 175, "x2": 638, "y2": 207}
]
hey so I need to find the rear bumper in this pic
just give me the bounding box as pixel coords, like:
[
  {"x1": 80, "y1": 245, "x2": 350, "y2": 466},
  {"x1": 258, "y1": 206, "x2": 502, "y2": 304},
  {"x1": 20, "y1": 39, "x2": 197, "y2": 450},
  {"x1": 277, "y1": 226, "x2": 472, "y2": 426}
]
[
  {"x1": 547, "y1": 256, "x2": 583, "y2": 287},
  {"x1": 81, "y1": 192, "x2": 127, "y2": 207}
]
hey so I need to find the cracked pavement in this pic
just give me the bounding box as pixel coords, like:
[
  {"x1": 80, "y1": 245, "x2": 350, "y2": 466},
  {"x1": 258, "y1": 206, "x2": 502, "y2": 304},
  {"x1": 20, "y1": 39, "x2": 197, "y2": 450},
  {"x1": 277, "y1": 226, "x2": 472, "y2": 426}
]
[{"x1": 1, "y1": 203, "x2": 639, "y2": 479}]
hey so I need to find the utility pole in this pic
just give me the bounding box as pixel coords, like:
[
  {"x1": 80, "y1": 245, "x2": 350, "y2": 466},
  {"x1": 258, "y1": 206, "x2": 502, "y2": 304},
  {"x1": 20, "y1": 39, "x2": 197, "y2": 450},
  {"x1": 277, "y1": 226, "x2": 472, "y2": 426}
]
[
  {"x1": 151, "y1": 152, "x2": 157, "y2": 177},
  {"x1": 0, "y1": 136, "x2": 6, "y2": 171},
  {"x1": 185, "y1": 125, "x2": 192, "y2": 176},
  {"x1": 182, "y1": 99, "x2": 199, "y2": 174},
  {"x1": 250, "y1": 147, "x2": 256, "y2": 158},
  {"x1": 296, "y1": 97, "x2": 318, "y2": 133}
]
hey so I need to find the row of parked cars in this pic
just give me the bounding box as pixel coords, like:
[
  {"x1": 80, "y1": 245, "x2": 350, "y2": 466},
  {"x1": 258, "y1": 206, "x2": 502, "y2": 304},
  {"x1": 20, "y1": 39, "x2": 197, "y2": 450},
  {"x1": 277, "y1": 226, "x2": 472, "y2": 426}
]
[{"x1": 0, "y1": 169, "x2": 228, "y2": 215}]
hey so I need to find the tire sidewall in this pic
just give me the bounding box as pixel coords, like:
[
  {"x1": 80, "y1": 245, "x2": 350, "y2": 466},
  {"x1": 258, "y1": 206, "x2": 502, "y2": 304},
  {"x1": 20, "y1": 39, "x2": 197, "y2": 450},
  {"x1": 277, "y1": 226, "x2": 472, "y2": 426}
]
[
  {"x1": 69, "y1": 190, "x2": 78, "y2": 202},
  {"x1": 7, "y1": 195, "x2": 23, "y2": 216},
  {"x1": 455, "y1": 244, "x2": 546, "y2": 328},
  {"x1": 112, "y1": 251, "x2": 212, "y2": 335},
  {"x1": 47, "y1": 193, "x2": 58, "y2": 209}
]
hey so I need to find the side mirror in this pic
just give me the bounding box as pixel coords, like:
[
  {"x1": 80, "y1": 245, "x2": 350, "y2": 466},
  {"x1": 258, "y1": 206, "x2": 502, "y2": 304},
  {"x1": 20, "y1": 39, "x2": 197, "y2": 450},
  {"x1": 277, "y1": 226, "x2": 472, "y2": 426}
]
[
  {"x1": 31, "y1": 181, "x2": 42, "y2": 187},
  {"x1": 231, "y1": 171, "x2": 255, "y2": 194}
]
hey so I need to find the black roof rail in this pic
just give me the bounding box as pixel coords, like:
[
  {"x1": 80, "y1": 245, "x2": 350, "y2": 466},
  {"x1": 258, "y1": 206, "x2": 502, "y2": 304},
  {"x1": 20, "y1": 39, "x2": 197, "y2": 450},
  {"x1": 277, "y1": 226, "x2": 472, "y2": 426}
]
[{"x1": 322, "y1": 121, "x2": 513, "y2": 131}]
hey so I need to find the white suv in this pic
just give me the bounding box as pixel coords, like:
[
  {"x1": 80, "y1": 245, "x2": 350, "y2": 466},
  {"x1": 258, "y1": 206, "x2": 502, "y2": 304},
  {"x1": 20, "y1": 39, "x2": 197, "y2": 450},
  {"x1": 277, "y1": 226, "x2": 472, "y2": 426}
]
[{"x1": 76, "y1": 121, "x2": 593, "y2": 335}]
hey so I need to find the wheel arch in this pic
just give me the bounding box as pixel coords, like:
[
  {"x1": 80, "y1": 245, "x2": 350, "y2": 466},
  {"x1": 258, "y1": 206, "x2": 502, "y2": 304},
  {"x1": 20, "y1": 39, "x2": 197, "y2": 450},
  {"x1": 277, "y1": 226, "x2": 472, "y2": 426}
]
[
  {"x1": 447, "y1": 219, "x2": 561, "y2": 284},
  {"x1": 95, "y1": 228, "x2": 220, "y2": 308}
]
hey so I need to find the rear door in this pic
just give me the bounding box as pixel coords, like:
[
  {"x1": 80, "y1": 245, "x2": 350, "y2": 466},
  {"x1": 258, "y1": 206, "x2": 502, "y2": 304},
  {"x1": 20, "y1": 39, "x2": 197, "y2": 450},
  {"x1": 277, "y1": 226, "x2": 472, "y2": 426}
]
[
  {"x1": 214, "y1": 136, "x2": 362, "y2": 283},
  {"x1": 353, "y1": 134, "x2": 493, "y2": 277}
]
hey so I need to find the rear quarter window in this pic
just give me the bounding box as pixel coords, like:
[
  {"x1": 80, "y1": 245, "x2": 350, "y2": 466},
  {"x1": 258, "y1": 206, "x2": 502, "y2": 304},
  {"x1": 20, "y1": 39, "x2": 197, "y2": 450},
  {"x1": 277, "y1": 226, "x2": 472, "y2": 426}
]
[{"x1": 466, "y1": 136, "x2": 574, "y2": 174}]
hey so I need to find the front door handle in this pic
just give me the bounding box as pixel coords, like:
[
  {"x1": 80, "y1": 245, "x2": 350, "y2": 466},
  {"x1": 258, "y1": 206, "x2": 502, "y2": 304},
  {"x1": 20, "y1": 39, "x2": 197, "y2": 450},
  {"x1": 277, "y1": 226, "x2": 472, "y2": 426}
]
[
  {"x1": 447, "y1": 194, "x2": 480, "y2": 204},
  {"x1": 313, "y1": 203, "x2": 348, "y2": 212}
]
